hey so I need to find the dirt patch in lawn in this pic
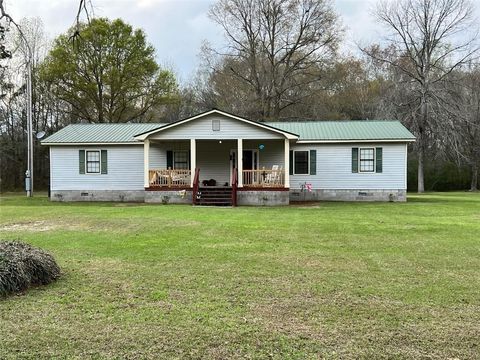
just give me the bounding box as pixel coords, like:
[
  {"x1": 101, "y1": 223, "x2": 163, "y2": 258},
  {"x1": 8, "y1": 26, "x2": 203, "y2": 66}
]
[
  {"x1": 0, "y1": 219, "x2": 101, "y2": 232},
  {"x1": 0, "y1": 220, "x2": 65, "y2": 232},
  {"x1": 289, "y1": 201, "x2": 324, "y2": 208},
  {"x1": 0, "y1": 218, "x2": 151, "y2": 233}
]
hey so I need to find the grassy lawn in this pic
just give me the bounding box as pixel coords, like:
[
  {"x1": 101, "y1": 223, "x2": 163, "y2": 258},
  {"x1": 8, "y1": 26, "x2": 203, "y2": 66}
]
[{"x1": 0, "y1": 193, "x2": 479, "y2": 359}]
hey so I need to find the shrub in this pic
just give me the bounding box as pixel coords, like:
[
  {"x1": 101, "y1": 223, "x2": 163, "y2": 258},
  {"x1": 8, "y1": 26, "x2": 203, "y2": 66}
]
[{"x1": 0, "y1": 241, "x2": 60, "y2": 297}]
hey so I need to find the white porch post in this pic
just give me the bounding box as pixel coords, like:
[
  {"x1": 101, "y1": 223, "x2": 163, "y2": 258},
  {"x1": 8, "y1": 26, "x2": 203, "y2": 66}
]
[
  {"x1": 237, "y1": 138, "x2": 243, "y2": 187},
  {"x1": 190, "y1": 138, "x2": 196, "y2": 187},
  {"x1": 144, "y1": 139, "x2": 150, "y2": 188},
  {"x1": 284, "y1": 139, "x2": 290, "y2": 188}
]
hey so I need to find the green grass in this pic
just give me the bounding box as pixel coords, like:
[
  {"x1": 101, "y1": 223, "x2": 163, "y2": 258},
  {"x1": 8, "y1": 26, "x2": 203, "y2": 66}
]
[{"x1": 0, "y1": 193, "x2": 479, "y2": 359}]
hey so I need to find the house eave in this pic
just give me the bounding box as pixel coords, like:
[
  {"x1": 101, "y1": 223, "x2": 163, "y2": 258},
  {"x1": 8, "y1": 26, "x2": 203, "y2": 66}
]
[
  {"x1": 134, "y1": 109, "x2": 299, "y2": 141},
  {"x1": 296, "y1": 138, "x2": 416, "y2": 144},
  {"x1": 41, "y1": 142, "x2": 142, "y2": 146}
]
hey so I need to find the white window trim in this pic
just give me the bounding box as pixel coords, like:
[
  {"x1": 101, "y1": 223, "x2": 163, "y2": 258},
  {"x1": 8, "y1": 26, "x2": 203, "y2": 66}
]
[
  {"x1": 85, "y1": 150, "x2": 101, "y2": 174},
  {"x1": 173, "y1": 150, "x2": 189, "y2": 170},
  {"x1": 293, "y1": 150, "x2": 310, "y2": 175},
  {"x1": 359, "y1": 147, "x2": 375, "y2": 173}
]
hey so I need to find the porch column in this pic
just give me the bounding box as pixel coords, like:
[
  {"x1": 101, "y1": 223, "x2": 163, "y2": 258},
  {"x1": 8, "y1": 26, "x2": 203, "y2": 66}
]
[
  {"x1": 284, "y1": 139, "x2": 290, "y2": 188},
  {"x1": 190, "y1": 138, "x2": 196, "y2": 187},
  {"x1": 237, "y1": 138, "x2": 243, "y2": 187},
  {"x1": 144, "y1": 139, "x2": 150, "y2": 188}
]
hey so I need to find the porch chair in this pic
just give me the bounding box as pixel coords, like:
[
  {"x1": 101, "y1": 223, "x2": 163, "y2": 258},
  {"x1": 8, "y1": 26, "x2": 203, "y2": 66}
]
[
  {"x1": 169, "y1": 170, "x2": 190, "y2": 186},
  {"x1": 264, "y1": 165, "x2": 282, "y2": 186},
  {"x1": 149, "y1": 171, "x2": 159, "y2": 186},
  {"x1": 155, "y1": 169, "x2": 190, "y2": 187}
]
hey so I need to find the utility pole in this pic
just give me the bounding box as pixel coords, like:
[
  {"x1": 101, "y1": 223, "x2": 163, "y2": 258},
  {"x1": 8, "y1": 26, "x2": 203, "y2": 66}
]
[
  {"x1": 19, "y1": 28, "x2": 34, "y2": 197},
  {"x1": 26, "y1": 58, "x2": 33, "y2": 197}
]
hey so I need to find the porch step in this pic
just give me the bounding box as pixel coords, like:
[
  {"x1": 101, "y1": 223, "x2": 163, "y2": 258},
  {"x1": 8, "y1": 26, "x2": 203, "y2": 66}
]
[{"x1": 195, "y1": 187, "x2": 233, "y2": 206}]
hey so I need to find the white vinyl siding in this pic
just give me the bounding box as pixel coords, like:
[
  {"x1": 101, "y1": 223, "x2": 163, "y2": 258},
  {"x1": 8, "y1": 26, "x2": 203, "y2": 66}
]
[
  {"x1": 148, "y1": 114, "x2": 284, "y2": 140},
  {"x1": 49, "y1": 141, "x2": 407, "y2": 192},
  {"x1": 50, "y1": 146, "x2": 144, "y2": 191},
  {"x1": 149, "y1": 141, "x2": 189, "y2": 169},
  {"x1": 243, "y1": 140, "x2": 284, "y2": 170},
  {"x1": 290, "y1": 143, "x2": 407, "y2": 190}
]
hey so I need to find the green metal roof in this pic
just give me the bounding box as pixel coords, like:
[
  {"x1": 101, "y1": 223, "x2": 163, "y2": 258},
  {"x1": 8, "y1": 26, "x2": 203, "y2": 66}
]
[
  {"x1": 264, "y1": 120, "x2": 415, "y2": 141},
  {"x1": 42, "y1": 123, "x2": 166, "y2": 144},
  {"x1": 42, "y1": 119, "x2": 415, "y2": 144}
]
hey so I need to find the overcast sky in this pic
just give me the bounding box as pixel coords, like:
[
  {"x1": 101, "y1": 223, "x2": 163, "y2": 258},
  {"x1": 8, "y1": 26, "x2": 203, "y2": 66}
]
[{"x1": 5, "y1": 0, "x2": 480, "y2": 82}]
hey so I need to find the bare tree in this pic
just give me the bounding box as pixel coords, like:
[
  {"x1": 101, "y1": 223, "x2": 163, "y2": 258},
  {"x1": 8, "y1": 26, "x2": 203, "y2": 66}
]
[
  {"x1": 208, "y1": 0, "x2": 341, "y2": 121},
  {"x1": 364, "y1": 0, "x2": 479, "y2": 192},
  {"x1": 446, "y1": 64, "x2": 480, "y2": 191}
]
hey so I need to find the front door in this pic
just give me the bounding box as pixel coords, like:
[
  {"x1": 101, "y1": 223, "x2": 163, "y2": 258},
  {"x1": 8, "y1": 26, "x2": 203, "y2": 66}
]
[{"x1": 230, "y1": 149, "x2": 259, "y2": 184}]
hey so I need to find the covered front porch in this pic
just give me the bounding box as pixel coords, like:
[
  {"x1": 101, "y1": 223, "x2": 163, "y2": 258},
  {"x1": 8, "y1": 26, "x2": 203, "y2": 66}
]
[{"x1": 143, "y1": 138, "x2": 290, "y2": 191}]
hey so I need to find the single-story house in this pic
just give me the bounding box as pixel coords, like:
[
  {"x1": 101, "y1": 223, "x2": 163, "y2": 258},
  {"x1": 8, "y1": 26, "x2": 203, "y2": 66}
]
[{"x1": 41, "y1": 109, "x2": 415, "y2": 205}]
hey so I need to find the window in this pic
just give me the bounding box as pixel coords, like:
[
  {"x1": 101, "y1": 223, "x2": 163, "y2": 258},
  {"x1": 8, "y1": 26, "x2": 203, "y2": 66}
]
[
  {"x1": 174, "y1": 151, "x2": 189, "y2": 169},
  {"x1": 294, "y1": 150, "x2": 309, "y2": 175},
  {"x1": 86, "y1": 151, "x2": 100, "y2": 173},
  {"x1": 359, "y1": 148, "x2": 375, "y2": 172}
]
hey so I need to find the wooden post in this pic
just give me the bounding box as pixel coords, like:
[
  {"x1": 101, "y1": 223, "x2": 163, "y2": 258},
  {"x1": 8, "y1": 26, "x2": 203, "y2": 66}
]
[
  {"x1": 144, "y1": 139, "x2": 150, "y2": 188},
  {"x1": 237, "y1": 138, "x2": 243, "y2": 187},
  {"x1": 190, "y1": 138, "x2": 196, "y2": 187},
  {"x1": 284, "y1": 139, "x2": 289, "y2": 188}
]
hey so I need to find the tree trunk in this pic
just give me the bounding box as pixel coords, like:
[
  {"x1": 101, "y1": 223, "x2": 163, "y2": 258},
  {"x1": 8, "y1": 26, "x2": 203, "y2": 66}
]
[
  {"x1": 417, "y1": 145, "x2": 425, "y2": 193},
  {"x1": 417, "y1": 92, "x2": 428, "y2": 193},
  {"x1": 471, "y1": 162, "x2": 478, "y2": 191}
]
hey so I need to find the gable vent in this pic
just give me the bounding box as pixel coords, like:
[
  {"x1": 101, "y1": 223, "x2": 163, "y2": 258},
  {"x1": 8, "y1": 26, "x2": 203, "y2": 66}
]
[{"x1": 212, "y1": 119, "x2": 220, "y2": 131}]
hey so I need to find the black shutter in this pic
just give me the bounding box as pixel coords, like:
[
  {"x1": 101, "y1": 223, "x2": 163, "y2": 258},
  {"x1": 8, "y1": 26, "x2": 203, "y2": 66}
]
[
  {"x1": 79, "y1": 150, "x2": 85, "y2": 174},
  {"x1": 289, "y1": 150, "x2": 293, "y2": 175},
  {"x1": 101, "y1": 150, "x2": 108, "y2": 174},
  {"x1": 166, "y1": 150, "x2": 173, "y2": 169},
  {"x1": 376, "y1": 147, "x2": 383, "y2": 173},
  {"x1": 352, "y1": 148, "x2": 359, "y2": 173},
  {"x1": 188, "y1": 150, "x2": 191, "y2": 170},
  {"x1": 309, "y1": 150, "x2": 316, "y2": 175}
]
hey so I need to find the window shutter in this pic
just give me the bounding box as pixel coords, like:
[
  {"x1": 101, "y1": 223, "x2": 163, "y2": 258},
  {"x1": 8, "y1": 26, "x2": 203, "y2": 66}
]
[
  {"x1": 352, "y1": 148, "x2": 359, "y2": 173},
  {"x1": 188, "y1": 150, "x2": 191, "y2": 170},
  {"x1": 289, "y1": 150, "x2": 293, "y2": 175},
  {"x1": 309, "y1": 150, "x2": 316, "y2": 175},
  {"x1": 376, "y1": 147, "x2": 383, "y2": 173},
  {"x1": 166, "y1": 150, "x2": 173, "y2": 169},
  {"x1": 101, "y1": 150, "x2": 108, "y2": 174},
  {"x1": 79, "y1": 150, "x2": 85, "y2": 174}
]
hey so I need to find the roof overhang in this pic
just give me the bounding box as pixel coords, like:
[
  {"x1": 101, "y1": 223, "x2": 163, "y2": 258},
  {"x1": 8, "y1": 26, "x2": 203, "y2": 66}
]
[
  {"x1": 296, "y1": 138, "x2": 416, "y2": 144},
  {"x1": 134, "y1": 109, "x2": 299, "y2": 140},
  {"x1": 41, "y1": 142, "x2": 142, "y2": 146}
]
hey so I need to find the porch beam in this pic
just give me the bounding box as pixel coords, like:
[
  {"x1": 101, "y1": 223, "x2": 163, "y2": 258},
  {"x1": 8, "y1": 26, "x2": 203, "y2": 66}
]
[
  {"x1": 284, "y1": 139, "x2": 289, "y2": 188},
  {"x1": 237, "y1": 138, "x2": 243, "y2": 187},
  {"x1": 144, "y1": 139, "x2": 150, "y2": 188},
  {"x1": 190, "y1": 138, "x2": 196, "y2": 187}
]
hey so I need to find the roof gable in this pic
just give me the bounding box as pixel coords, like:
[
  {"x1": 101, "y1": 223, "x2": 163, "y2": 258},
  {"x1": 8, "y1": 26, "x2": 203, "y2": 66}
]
[{"x1": 134, "y1": 109, "x2": 299, "y2": 140}]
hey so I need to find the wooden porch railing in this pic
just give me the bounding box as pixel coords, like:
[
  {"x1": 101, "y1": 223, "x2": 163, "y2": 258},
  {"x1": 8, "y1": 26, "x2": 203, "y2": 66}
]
[
  {"x1": 149, "y1": 169, "x2": 191, "y2": 187},
  {"x1": 192, "y1": 168, "x2": 200, "y2": 205},
  {"x1": 243, "y1": 168, "x2": 285, "y2": 187},
  {"x1": 232, "y1": 167, "x2": 238, "y2": 206}
]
